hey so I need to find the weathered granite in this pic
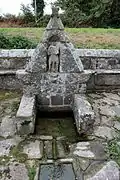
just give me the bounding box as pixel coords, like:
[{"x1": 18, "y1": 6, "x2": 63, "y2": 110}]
[
  {"x1": 44, "y1": 140, "x2": 53, "y2": 159},
  {"x1": 73, "y1": 95, "x2": 95, "y2": 135},
  {"x1": 23, "y1": 140, "x2": 43, "y2": 159},
  {"x1": 0, "y1": 70, "x2": 21, "y2": 90},
  {"x1": 94, "y1": 126, "x2": 117, "y2": 140},
  {"x1": 16, "y1": 6, "x2": 86, "y2": 118},
  {"x1": 59, "y1": 43, "x2": 83, "y2": 73},
  {"x1": 40, "y1": 135, "x2": 53, "y2": 140},
  {"x1": 86, "y1": 161, "x2": 120, "y2": 180},
  {"x1": 26, "y1": 8, "x2": 83, "y2": 74},
  {"x1": 0, "y1": 137, "x2": 21, "y2": 156},
  {"x1": 6, "y1": 162, "x2": 29, "y2": 180},
  {"x1": 0, "y1": 116, "x2": 16, "y2": 138},
  {"x1": 72, "y1": 141, "x2": 106, "y2": 161},
  {"x1": 16, "y1": 95, "x2": 36, "y2": 135},
  {"x1": 2, "y1": 49, "x2": 120, "y2": 71}
]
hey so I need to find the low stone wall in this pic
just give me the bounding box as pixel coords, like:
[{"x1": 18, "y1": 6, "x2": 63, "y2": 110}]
[
  {"x1": 0, "y1": 49, "x2": 33, "y2": 70},
  {"x1": 77, "y1": 49, "x2": 120, "y2": 70},
  {"x1": 87, "y1": 70, "x2": 120, "y2": 91},
  {"x1": 1, "y1": 49, "x2": 120, "y2": 91},
  {"x1": 0, "y1": 70, "x2": 22, "y2": 90},
  {"x1": 1, "y1": 49, "x2": 120, "y2": 70}
]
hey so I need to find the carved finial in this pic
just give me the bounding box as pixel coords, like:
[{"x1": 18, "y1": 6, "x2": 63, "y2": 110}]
[{"x1": 52, "y1": 6, "x2": 59, "y2": 17}]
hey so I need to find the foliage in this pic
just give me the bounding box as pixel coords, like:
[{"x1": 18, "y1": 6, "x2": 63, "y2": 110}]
[
  {"x1": 10, "y1": 146, "x2": 28, "y2": 163},
  {"x1": 1, "y1": 28, "x2": 120, "y2": 49},
  {"x1": 0, "y1": 34, "x2": 37, "y2": 49},
  {"x1": 55, "y1": 0, "x2": 120, "y2": 27},
  {"x1": 0, "y1": 34, "x2": 12, "y2": 49},
  {"x1": 20, "y1": 4, "x2": 35, "y2": 25},
  {"x1": 106, "y1": 138, "x2": 120, "y2": 166},
  {"x1": 32, "y1": 0, "x2": 45, "y2": 18},
  {"x1": 37, "y1": 14, "x2": 50, "y2": 27},
  {"x1": 28, "y1": 166, "x2": 36, "y2": 180}
]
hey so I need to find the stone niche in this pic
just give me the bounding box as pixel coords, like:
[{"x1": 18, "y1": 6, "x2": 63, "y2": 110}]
[{"x1": 16, "y1": 7, "x2": 94, "y2": 136}]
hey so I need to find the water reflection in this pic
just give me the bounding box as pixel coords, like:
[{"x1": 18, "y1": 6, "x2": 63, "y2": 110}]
[{"x1": 39, "y1": 163, "x2": 75, "y2": 180}]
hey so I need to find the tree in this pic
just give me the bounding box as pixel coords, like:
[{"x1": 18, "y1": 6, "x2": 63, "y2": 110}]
[
  {"x1": 108, "y1": 0, "x2": 120, "y2": 27},
  {"x1": 20, "y1": 4, "x2": 34, "y2": 24},
  {"x1": 32, "y1": 0, "x2": 45, "y2": 18},
  {"x1": 55, "y1": 0, "x2": 120, "y2": 27}
]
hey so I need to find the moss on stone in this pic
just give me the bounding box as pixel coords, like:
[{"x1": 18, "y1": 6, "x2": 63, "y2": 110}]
[
  {"x1": 10, "y1": 145, "x2": 28, "y2": 163},
  {"x1": 0, "y1": 90, "x2": 21, "y2": 101},
  {"x1": 113, "y1": 116, "x2": 120, "y2": 122},
  {"x1": 0, "y1": 156, "x2": 11, "y2": 165}
]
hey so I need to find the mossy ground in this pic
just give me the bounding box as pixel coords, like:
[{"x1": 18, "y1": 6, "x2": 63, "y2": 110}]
[
  {"x1": 0, "y1": 90, "x2": 21, "y2": 101},
  {"x1": 35, "y1": 111, "x2": 87, "y2": 143},
  {"x1": 0, "y1": 90, "x2": 22, "y2": 121}
]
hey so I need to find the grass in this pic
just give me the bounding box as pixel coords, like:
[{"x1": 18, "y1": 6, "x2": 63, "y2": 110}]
[
  {"x1": 0, "y1": 28, "x2": 120, "y2": 49},
  {"x1": 112, "y1": 116, "x2": 120, "y2": 122},
  {"x1": 106, "y1": 116, "x2": 120, "y2": 166},
  {"x1": 106, "y1": 138, "x2": 120, "y2": 166},
  {"x1": 0, "y1": 90, "x2": 21, "y2": 101},
  {"x1": 35, "y1": 111, "x2": 88, "y2": 143},
  {"x1": 28, "y1": 166, "x2": 36, "y2": 180},
  {"x1": 10, "y1": 145, "x2": 28, "y2": 163}
]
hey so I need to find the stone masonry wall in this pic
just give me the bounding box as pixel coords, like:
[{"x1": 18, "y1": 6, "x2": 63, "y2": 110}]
[
  {"x1": 77, "y1": 49, "x2": 120, "y2": 70},
  {"x1": 1, "y1": 49, "x2": 120, "y2": 70},
  {"x1": 0, "y1": 49, "x2": 33, "y2": 70},
  {"x1": 1, "y1": 49, "x2": 120, "y2": 91}
]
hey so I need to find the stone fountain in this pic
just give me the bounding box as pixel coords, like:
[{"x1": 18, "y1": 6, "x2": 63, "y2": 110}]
[{"x1": 16, "y1": 7, "x2": 94, "y2": 136}]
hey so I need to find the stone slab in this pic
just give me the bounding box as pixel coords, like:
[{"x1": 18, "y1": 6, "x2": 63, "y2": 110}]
[
  {"x1": 23, "y1": 140, "x2": 43, "y2": 159},
  {"x1": 16, "y1": 95, "x2": 36, "y2": 135},
  {"x1": 73, "y1": 94, "x2": 95, "y2": 135},
  {"x1": 0, "y1": 138, "x2": 21, "y2": 156},
  {"x1": 44, "y1": 140, "x2": 53, "y2": 159},
  {"x1": 6, "y1": 162, "x2": 29, "y2": 180},
  {"x1": 16, "y1": 95, "x2": 36, "y2": 118},
  {"x1": 86, "y1": 161, "x2": 120, "y2": 180},
  {"x1": 0, "y1": 116, "x2": 16, "y2": 138}
]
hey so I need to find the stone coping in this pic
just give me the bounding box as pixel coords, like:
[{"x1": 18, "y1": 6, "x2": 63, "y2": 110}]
[
  {"x1": 0, "y1": 49, "x2": 34, "y2": 58},
  {"x1": 0, "y1": 70, "x2": 16, "y2": 75},
  {"x1": 76, "y1": 49, "x2": 120, "y2": 58},
  {"x1": 0, "y1": 69, "x2": 120, "y2": 75},
  {"x1": 1, "y1": 49, "x2": 120, "y2": 58}
]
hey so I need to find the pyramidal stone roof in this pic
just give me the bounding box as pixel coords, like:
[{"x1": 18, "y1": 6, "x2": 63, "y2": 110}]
[
  {"x1": 42, "y1": 6, "x2": 69, "y2": 43},
  {"x1": 26, "y1": 6, "x2": 83, "y2": 73},
  {"x1": 46, "y1": 7, "x2": 64, "y2": 30}
]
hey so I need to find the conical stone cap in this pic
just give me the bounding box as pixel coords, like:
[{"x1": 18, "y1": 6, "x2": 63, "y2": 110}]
[
  {"x1": 42, "y1": 6, "x2": 69, "y2": 43},
  {"x1": 46, "y1": 7, "x2": 64, "y2": 30}
]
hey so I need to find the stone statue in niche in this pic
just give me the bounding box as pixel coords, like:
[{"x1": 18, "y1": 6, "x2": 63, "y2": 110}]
[{"x1": 48, "y1": 44, "x2": 60, "y2": 72}]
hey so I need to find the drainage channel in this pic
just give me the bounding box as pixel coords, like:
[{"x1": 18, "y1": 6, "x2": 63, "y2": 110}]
[
  {"x1": 34, "y1": 111, "x2": 85, "y2": 180},
  {"x1": 37, "y1": 137, "x2": 77, "y2": 180}
]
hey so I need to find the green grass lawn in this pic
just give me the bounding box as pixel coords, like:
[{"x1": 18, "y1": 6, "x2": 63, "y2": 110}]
[{"x1": 0, "y1": 28, "x2": 120, "y2": 49}]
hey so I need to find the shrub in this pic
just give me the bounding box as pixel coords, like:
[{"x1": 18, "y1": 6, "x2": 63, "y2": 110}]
[
  {"x1": 0, "y1": 34, "x2": 37, "y2": 49},
  {"x1": 9, "y1": 36, "x2": 36, "y2": 49},
  {"x1": 0, "y1": 34, "x2": 11, "y2": 48}
]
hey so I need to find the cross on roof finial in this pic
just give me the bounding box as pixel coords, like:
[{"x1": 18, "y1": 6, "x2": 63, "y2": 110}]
[{"x1": 51, "y1": 6, "x2": 59, "y2": 17}]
